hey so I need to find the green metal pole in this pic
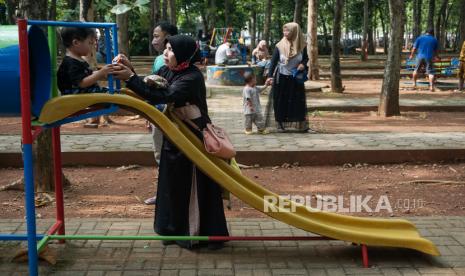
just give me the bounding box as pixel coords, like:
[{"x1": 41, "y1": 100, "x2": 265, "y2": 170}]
[
  {"x1": 49, "y1": 235, "x2": 210, "y2": 241},
  {"x1": 48, "y1": 26, "x2": 58, "y2": 98},
  {"x1": 36, "y1": 235, "x2": 51, "y2": 252}
]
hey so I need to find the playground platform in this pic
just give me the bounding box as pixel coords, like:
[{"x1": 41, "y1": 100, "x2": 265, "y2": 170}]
[{"x1": 1, "y1": 217, "x2": 465, "y2": 275}]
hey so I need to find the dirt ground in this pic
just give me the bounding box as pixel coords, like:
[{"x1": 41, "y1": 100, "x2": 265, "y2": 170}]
[{"x1": 0, "y1": 162, "x2": 464, "y2": 219}]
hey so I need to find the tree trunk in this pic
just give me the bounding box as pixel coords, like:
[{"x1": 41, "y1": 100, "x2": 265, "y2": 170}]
[
  {"x1": 67, "y1": 0, "x2": 78, "y2": 10},
  {"x1": 251, "y1": 9, "x2": 257, "y2": 49},
  {"x1": 427, "y1": 0, "x2": 435, "y2": 31},
  {"x1": 263, "y1": 0, "x2": 272, "y2": 44},
  {"x1": 367, "y1": 0, "x2": 375, "y2": 55},
  {"x1": 5, "y1": 0, "x2": 18, "y2": 24},
  {"x1": 200, "y1": 10, "x2": 208, "y2": 35},
  {"x1": 361, "y1": 0, "x2": 369, "y2": 60},
  {"x1": 331, "y1": 0, "x2": 344, "y2": 93},
  {"x1": 116, "y1": 0, "x2": 129, "y2": 56},
  {"x1": 378, "y1": 4, "x2": 389, "y2": 54},
  {"x1": 79, "y1": 0, "x2": 93, "y2": 22},
  {"x1": 162, "y1": 0, "x2": 168, "y2": 21},
  {"x1": 378, "y1": 0, "x2": 404, "y2": 117},
  {"x1": 435, "y1": 0, "x2": 448, "y2": 50},
  {"x1": 319, "y1": 13, "x2": 330, "y2": 51},
  {"x1": 49, "y1": 0, "x2": 57, "y2": 20},
  {"x1": 293, "y1": 0, "x2": 304, "y2": 26},
  {"x1": 308, "y1": 0, "x2": 319, "y2": 80},
  {"x1": 168, "y1": 0, "x2": 176, "y2": 25},
  {"x1": 80, "y1": 0, "x2": 97, "y2": 69},
  {"x1": 225, "y1": 0, "x2": 230, "y2": 26},
  {"x1": 0, "y1": 2, "x2": 7, "y2": 24},
  {"x1": 459, "y1": 0, "x2": 465, "y2": 50},
  {"x1": 207, "y1": 0, "x2": 216, "y2": 33},
  {"x1": 412, "y1": 0, "x2": 422, "y2": 40},
  {"x1": 149, "y1": 0, "x2": 161, "y2": 55},
  {"x1": 18, "y1": 0, "x2": 47, "y2": 19},
  {"x1": 18, "y1": 0, "x2": 63, "y2": 192}
]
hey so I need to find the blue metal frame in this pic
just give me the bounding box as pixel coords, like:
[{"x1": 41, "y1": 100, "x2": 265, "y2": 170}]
[{"x1": 44, "y1": 105, "x2": 119, "y2": 128}]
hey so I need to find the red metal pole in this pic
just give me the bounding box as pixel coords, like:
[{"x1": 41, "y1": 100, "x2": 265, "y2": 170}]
[
  {"x1": 47, "y1": 221, "x2": 63, "y2": 235},
  {"x1": 362, "y1": 244, "x2": 369, "y2": 268},
  {"x1": 52, "y1": 127, "x2": 65, "y2": 242},
  {"x1": 209, "y1": 236, "x2": 333, "y2": 241},
  {"x1": 18, "y1": 19, "x2": 32, "y2": 145}
]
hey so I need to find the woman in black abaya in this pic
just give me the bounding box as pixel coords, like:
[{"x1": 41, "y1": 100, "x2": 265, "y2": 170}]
[
  {"x1": 265, "y1": 22, "x2": 310, "y2": 133},
  {"x1": 112, "y1": 35, "x2": 229, "y2": 250}
]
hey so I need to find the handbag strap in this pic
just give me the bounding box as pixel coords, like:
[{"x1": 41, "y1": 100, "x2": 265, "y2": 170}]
[{"x1": 173, "y1": 109, "x2": 202, "y2": 132}]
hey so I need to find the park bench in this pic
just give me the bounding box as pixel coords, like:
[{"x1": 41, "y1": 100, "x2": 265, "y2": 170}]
[{"x1": 403, "y1": 57, "x2": 460, "y2": 79}]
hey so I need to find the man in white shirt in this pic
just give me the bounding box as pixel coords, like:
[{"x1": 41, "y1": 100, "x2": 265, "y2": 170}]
[{"x1": 215, "y1": 41, "x2": 239, "y2": 65}]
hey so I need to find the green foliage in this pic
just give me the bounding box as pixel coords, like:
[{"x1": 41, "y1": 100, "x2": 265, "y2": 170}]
[
  {"x1": 47, "y1": 0, "x2": 465, "y2": 54},
  {"x1": 111, "y1": 0, "x2": 149, "y2": 15}
]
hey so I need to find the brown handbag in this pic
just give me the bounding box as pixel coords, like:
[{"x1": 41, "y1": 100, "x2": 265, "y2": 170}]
[{"x1": 174, "y1": 105, "x2": 236, "y2": 159}]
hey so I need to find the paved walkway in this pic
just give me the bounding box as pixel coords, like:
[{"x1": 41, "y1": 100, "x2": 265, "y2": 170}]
[
  {"x1": 3, "y1": 132, "x2": 465, "y2": 153},
  {"x1": 1, "y1": 217, "x2": 464, "y2": 275}
]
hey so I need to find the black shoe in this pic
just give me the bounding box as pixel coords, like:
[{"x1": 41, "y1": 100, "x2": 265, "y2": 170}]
[
  {"x1": 277, "y1": 123, "x2": 285, "y2": 133},
  {"x1": 207, "y1": 242, "x2": 224, "y2": 250},
  {"x1": 162, "y1": 240, "x2": 175, "y2": 246}
]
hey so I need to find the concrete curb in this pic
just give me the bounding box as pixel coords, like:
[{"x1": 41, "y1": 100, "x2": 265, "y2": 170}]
[{"x1": 3, "y1": 148, "x2": 465, "y2": 167}]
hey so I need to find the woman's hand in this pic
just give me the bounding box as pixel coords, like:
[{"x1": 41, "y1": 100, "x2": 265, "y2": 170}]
[
  {"x1": 112, "y1": 64, "x2": 135, "y2": 81},
  {"x1": 265, "y1": 78, "x2": 273, "y2": 86},
  {"x1": 113, "y1": 54, "x2": 134, "y2": 71},
  {"x1": 297, "y1": 64, "x2": 305, "y2": 71}
]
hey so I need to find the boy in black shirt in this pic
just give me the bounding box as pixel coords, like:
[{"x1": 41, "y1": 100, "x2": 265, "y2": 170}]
[{"x1": 57, "y1": 27, "x2": 114, "y2": 95}]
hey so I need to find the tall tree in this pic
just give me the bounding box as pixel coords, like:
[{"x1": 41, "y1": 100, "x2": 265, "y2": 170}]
[
  {"x1": 377, "y1": 1, "x2": 389, "y2": 54},
  {"x1": 116, "y1": 0, "x2": 129, "y2": 56},
  {"x1": 0, "y1": 1, "x2": 7, "y2": 24},
  {"x1": 307, "y1": 0, "x2": 319, "y2": 80},
  {"x1": 319, "y1": 13, "x2": 330, "y2": 51},
  {"x1": 361, "y1": 0, "x2": 369, "y2": 60},
  {"x1": 225, "y1": 0, "x2": 230, "y2": 26},
  {"x1": 162, "y1": 0, "x2": 167, "y2": 21},
  {"x1": 5, "y1": 0, "x2": 18, "y2": 24},
  {"x1": 207, "y1": 0, "x2": 216, "y2": 34},
  {"x1": 427, "y1": 0, "x2": 435, "y2": 31},
  {"x1": 331, "y1": 0, "x2": 344, "y2": 93},
  {"x1": 378, "y1": 0, "x2": 405, "y2": 117},
  {"x1": 251, "y1": 9, "x2": 257, "y2": 49},
  {"x1": 17, "y1": 0, "x2": 57, "y2": 192},
  {"x1": 149, "y1": 0, "x2": 161, "y2": 55},
  {"x1": 435, "y1": 0, "x2": 448, "y2": 49},
  {"x1": 264, "y1": 0, "x2": 272, "y2": 44},
  {"x1": 49, "y1": 0, "x2": 57, "y2": 20},
  {"x1": 293, "y1": 0, "x2": 304, "y2": 26},
  {"x1": 412, "y1": 0, "x2": 422, "y2": 40},
  {"x1": 367, "y1": 0, "x2": 375, "y2": 55},
  {"x1": 459, "y1": 0, "x2": 465, "y2": 50},
  {"x1": 18, "y1": 0, "x2": 47, "y2": 19},
  {"x1": 168, "y1": 0, "x2": 176, "y2": 25},
  {"x1": 79, "y1": 0, "x2": 93, "y2": 21}
]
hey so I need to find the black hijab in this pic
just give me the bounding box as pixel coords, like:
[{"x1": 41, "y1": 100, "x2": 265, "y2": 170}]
[{"x1": 166, "y1": 35, "x2": 200, "y2": 66}]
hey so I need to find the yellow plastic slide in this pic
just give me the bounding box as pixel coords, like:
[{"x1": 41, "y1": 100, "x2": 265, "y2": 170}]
[{"x1": 38, "y1": 93, "x2": 439, "y2": 256}]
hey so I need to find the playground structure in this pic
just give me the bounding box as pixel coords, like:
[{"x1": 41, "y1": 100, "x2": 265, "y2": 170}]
[{"x1": 1, "y1": 19, "x2": 440, "y2": 276}]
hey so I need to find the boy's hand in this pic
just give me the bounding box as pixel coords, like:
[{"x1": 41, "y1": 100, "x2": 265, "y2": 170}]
[{"x1": 97, "y1": 64, "x2": 115, "y2": 79}]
